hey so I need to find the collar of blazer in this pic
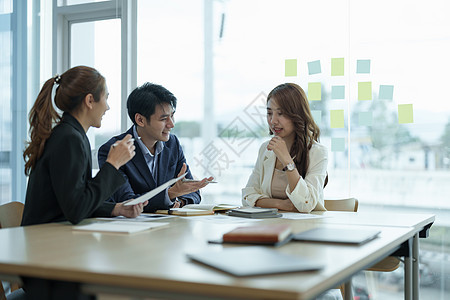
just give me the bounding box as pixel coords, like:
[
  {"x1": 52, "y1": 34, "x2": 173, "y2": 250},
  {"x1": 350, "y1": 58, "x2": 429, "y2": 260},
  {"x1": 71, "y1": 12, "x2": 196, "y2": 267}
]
[
  {"x1": 263, "y1": 148, "x2": 276, "y2": 160},
  {"x1": 263, "y1": 149, "x2": 276, "y2": 172},
  {"x1": 261, "y1": 148, "x2": 276, "y2": 197}
]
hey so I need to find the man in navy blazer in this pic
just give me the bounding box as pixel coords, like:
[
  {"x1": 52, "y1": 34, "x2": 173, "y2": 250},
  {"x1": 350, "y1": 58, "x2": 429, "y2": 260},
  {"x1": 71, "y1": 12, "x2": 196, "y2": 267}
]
[{"x1": 98, "y1": 82, "x2": 212, "y2": 212}]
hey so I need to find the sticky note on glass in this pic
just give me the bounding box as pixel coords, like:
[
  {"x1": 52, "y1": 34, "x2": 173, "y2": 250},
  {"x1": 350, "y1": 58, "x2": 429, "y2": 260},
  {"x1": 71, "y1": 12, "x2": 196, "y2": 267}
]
[
  {"x1": 330, "y1": 110, "x2": 345, "y2": 128},
  {"x1": 311, "y1": 110, "x2": 322, "y2": 124},
  {"x1": 285, "y1": 59, "x2": 297, "y2": 77},
  {"x1": 308, "y1": 60, "x2": 321, "y2": 75},
  {"x1": 398, "y1": 104, "x2": 413, "y2": 124},
  {"x1": 379, "y1": 85, "x2": 394, "y2": 100},
  {"x1": 358, "y1": 82, "x2": 372, "y2": 100},
  {"x1": 308, "y1": 82, "x2": 321, "y2": 101},
  {"x1": 358, "y1": 111, "x2": 372, "y2": 126},
  {"x1": 331, "y1": 58, "x2": 344, "y2": 76},
  {"x1": 331, "y1": 138, "x2": 345, "y2": 152},
  {"x1": 331, "y1": 85, "x2": 345, "y2": 99},
  {"x1": 357, "y1": 59, "x2": 370, "y2": 73}
]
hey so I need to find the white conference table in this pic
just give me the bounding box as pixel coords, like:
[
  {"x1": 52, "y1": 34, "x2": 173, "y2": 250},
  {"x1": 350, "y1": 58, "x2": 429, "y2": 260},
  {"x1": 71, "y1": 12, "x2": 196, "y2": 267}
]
[
  {"x1": 0, "y1": 211, "x2": 433, "y2": 300},
  {"x1": 314, "y1": 211, "x2": 435, "y2": 300}
]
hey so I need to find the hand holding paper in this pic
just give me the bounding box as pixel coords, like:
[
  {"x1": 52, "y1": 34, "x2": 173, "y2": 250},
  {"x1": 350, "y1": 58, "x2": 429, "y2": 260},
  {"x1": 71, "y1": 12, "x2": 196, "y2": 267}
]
[
  {"x1": 124, "y1": 173, "x2": 187, "y2": 206},
  {"x1": 113, "y1": 199, "x2": 148, "y2": 218}
]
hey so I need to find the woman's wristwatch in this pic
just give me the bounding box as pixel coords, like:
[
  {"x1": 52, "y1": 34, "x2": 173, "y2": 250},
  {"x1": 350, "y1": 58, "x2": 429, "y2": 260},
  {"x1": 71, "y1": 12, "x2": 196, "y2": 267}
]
[{"x1": 283, "y1": 162, "x2": 296, "y2": 172}]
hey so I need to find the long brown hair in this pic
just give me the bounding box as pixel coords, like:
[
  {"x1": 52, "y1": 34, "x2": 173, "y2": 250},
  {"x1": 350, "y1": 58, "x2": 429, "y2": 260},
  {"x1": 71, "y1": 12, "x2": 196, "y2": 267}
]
[
  {"x1": 267, "y1": 83, "x2": 320, "y2": 178},
  {"x1": 23, "y1": 66, "x2": 105, "y2": 175}
]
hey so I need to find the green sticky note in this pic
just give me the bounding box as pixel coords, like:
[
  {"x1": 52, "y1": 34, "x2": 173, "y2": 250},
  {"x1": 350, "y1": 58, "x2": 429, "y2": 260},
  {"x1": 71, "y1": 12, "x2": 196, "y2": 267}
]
[
  {"x1": 357, "y1": 59, "x2": 371, "y2": 73},
  {"x1": 331, "y1": 58, "x2": 344, "y2": 76},
  {"x1": 330, "y1": 109, "x2": 345, "y2": 128},
  {"x1": 311, "y1": 110, "x2": 322, "y2": 124},
  {"x1": 331, "y1": 85, "x2": 345, "y2": 99},
  {"x1": 358, "y1": 111, "x2": 372, "y2": 126},
  {"x1": 398, "y1": 104, "x2": 414, "y2": 124},
  {"x1": 379, "y1": 85, "x2": 394, "y2": 100},
  {"x1": 285, "y1": 59, "x2": 297, "y2": 77},
  {"x1": 331, "y1": 138, "x2": 345, "y2": 152},
  {"x1": 358, "y1": 82, "x2": 372, "y2": 100},
  {"x1": 308, "y1": 60, "x2": 321, "y2": 75},
  {"x1": 308, "y1": 82, "x2": 321, "y2": 101}
]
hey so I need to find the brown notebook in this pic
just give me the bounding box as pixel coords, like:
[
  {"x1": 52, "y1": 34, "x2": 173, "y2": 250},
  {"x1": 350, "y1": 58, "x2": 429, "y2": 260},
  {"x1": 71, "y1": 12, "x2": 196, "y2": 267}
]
[{"x1": 222, "y1": 224, "x2": 292, "y2": 244}]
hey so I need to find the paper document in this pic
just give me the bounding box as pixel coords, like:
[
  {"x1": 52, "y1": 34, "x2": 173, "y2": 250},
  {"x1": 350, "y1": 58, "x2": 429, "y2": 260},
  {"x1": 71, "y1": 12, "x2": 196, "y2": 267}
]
[
  {"x1": 96, "y1": 214, "x2": 175, "y2": 221},
  {"x1": 281, "y1": 213, "x2": 325, "y2": 220},
  {"x1": 73, "y1": 221, "x2": 169, "y2": 234},
  {"x1": 124, "y1": 173, "x2": 187, "y2": 206}
]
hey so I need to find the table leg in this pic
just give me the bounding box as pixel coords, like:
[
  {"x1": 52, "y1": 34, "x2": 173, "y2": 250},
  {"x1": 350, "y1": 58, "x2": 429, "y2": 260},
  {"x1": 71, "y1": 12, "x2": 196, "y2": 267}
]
[
  {"x1": 413, "y1": 232, "x2": 419, "y2": 300},
  {"x1": 404, "y1": 237, "x2": 413, "y2": 300},
  {"x1": 344, "y1": 280, "x2": 353, "y2": 300}
]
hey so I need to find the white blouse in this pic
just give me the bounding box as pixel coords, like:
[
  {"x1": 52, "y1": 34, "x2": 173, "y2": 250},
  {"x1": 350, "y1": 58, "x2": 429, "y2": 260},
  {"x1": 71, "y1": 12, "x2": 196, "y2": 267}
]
[{"x1": 242, "y1": 140, "x2": 328, "y2": 213}]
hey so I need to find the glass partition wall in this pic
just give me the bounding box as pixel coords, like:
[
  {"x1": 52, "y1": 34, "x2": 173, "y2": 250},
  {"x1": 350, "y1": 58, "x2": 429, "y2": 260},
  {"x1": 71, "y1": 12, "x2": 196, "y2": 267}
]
[{"x1": 136, "y1": 1, "x2": 450, "y2": 298}]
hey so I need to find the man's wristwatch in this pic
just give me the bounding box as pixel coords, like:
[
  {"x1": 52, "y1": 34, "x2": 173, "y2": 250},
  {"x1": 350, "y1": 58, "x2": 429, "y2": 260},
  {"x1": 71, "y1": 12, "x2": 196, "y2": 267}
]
[
  {"x1": 173, "y1": 198, "x2": 185, "y2": 207},
  {"x1": 283, "y1": 162, "x2": 296, "y2": 172}
]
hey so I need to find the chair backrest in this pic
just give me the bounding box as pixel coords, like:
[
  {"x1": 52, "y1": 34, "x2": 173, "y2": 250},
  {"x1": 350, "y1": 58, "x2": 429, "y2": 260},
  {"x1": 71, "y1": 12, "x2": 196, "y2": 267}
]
[
  {"x1": 0, "y1": 201, "x2": 24, "y2": 229},
  {"x1": 324, "y1": 198, "x2": 358, "y2": 212}
]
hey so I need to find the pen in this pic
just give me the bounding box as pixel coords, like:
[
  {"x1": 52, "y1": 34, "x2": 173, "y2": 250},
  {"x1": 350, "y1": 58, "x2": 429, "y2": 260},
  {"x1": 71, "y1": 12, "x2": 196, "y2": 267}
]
[
  {"x1": 112, "y1": 138, "x2": 135, "y2": 148},
  {"x1": 182, "y1": 179, "x2": 218, "y2": 183}
]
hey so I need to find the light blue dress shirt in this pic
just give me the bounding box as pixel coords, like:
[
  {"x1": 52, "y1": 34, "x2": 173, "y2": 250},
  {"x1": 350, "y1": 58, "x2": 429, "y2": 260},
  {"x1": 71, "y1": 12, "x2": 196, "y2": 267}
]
[{"x1": 133, "y1": 126, "x2": 175, "y2": 206}]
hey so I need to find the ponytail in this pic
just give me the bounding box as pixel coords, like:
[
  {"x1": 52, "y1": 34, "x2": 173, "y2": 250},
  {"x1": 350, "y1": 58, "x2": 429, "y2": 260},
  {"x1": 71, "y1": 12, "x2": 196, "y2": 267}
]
[
  {"x1": 23, "y1": 76, "x2": 61, "y2": 175},
  {"x1": 23, "y1": 66, "x2": 105, "y2": 175}
]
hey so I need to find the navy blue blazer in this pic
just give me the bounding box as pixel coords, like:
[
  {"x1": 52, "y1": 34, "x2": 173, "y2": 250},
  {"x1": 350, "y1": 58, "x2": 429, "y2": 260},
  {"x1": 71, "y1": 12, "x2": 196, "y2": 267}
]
[{"x1": 98, "y1": 127, "x2": 201, "y2": 212}]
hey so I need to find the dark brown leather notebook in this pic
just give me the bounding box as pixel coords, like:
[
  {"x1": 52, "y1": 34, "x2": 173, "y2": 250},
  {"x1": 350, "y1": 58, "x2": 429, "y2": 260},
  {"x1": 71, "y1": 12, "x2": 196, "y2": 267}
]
[{"x1": 213, "y1": 224, "x2": 292, "y2": 246}]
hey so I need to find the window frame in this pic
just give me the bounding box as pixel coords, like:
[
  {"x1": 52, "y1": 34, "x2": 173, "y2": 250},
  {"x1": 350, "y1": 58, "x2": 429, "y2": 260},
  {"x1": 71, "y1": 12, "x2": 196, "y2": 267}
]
[{"x1": 52, "y1": 0, "x2": 136, "y2": 132}]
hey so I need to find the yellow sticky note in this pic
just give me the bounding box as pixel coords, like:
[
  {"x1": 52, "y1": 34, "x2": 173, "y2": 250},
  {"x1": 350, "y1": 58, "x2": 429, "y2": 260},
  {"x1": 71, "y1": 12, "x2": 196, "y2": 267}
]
[
  {"x1": 331, "y1": 58, "x2": 344, "y2": 76},
  {"x1": 358, "y1": 82, "x2": 372, "y2": 100},
  {"x1": 398, "y1": 104, "x2": 414, "y2": 124},
  {"x1": 285, "y1": 59, "x2": 297, "y2": 77},
  {"x1": 308, "y1": 82, "x2": 321, "y2": 101},
  {"x1": 330, "y1": 110, "x2": 345, "y2": 128}
]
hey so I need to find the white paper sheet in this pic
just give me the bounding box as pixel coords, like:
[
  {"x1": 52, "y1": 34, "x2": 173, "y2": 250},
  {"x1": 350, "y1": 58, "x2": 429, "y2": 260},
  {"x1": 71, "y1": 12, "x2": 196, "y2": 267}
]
[
  {"x1": 281, "y1": 213, "x2": 325, "y2": 220},
  {"x1": 73, "y1": 221, "x2": 169, "y2": 234},
  {"x1": 124, "y1": 173, "x2": 187, "y2": 206},
  {"x1": 95, "y1": 214, "x2": 175, "y2": 222}
]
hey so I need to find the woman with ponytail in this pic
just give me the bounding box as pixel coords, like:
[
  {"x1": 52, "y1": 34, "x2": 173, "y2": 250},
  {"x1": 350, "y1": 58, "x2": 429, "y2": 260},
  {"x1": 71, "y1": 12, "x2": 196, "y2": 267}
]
[
  {"x1": 22, "y1": 66, "x2": 147, "y2": 226},
  {"x1": 242, "y1": 83, "x2": 328, "y2": 213}
]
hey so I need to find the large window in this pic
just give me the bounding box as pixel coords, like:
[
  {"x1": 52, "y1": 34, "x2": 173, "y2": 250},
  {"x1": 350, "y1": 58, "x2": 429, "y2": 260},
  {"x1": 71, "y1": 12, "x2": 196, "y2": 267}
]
[
  {"x1": 53, "y1": 0, "x2": 135, "y2": 168},
  {"x1": 70, "y1": 18, "x2": 122, "y2": 164},
  {"x1": 0, "y1": 0, "x2": 28, "y2": 204},
  {"x1": 0, "y1": 0, "x2": 12, "y2": 204},
  {"x1": 2, "y1": 0, "x2": 449, "y2": 298}
]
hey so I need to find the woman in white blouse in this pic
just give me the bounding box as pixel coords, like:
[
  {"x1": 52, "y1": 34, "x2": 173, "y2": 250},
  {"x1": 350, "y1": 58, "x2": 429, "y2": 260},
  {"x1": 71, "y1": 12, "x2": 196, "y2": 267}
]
[{"x1": 242, "y1": 83, "x2": 328, "y2": 213}]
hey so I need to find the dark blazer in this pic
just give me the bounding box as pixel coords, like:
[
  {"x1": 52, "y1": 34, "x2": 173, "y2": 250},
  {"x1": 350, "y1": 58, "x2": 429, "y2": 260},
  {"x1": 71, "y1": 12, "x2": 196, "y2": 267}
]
[
  {"x1": 21, "y1": 113, "x2": 125, "y2": 226},
  {"x1": 98, "y1": 127, "x2": 201, "y2": 212}
]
